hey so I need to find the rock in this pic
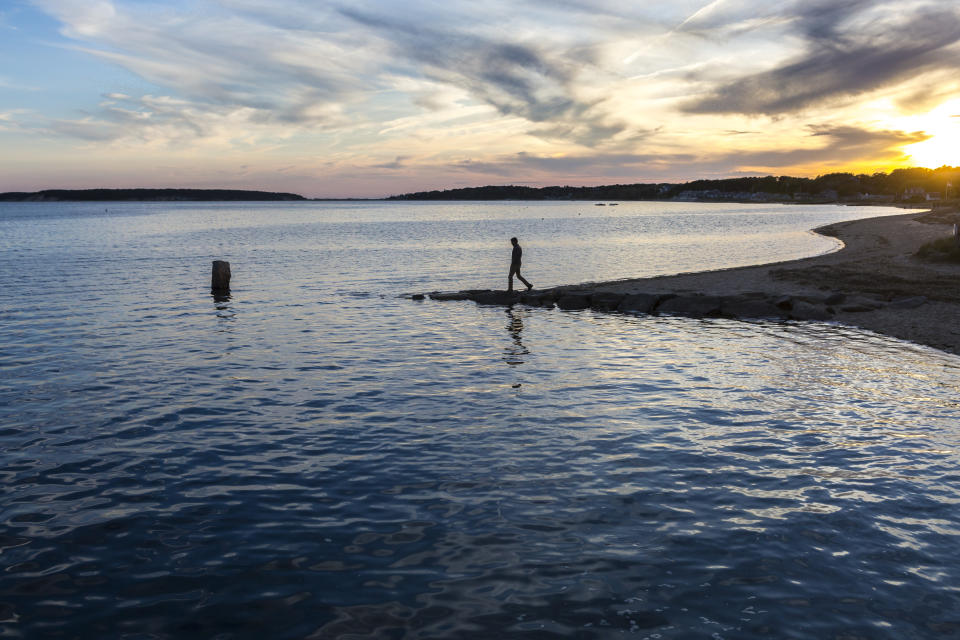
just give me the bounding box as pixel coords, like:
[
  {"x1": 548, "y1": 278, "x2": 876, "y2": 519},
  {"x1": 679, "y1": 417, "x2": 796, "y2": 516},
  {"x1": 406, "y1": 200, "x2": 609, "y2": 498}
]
[
  {"x1": 590, "y1": 292, "x2": 625, "y2": 311},
  {"x1": 774, "y1": 295, "x2": 793, "y2": 310},
  {"x1": 790, "y1": 301, "x2": 833, "y2": 321},
  {"x1": 557, "y1": 293, "x2": 592, "y2": 310},
  {"x1": 411, "y1": 293, "x2": 425, "y2": 301},
  {"x1": 824, "y1": 292, "x2": 846, "y2": 305},
  {"x1": 474, "y1": 291, "x2": 520, "y2": 305},
  {"x1": 519, "y1": 291, "x2": 555, "y2": 307},
  {"x1": 721, "y1": 296, "x2": 787, "y2": 320},
  {"x1": 617, "y1": 293, "x2": 662, "y2": 314},
  {"x1": 889, "y1": 295, "x2": 927, "y2": 309},
  {"x1": 657, "y1": 295, "x2": 724, "y2": 317},
  {"x1": 839, "y1": 297, "x2": 882, "y2": 313},
  {"x1": 429, "y1": 291, "x2": 473, "y2": 301}
]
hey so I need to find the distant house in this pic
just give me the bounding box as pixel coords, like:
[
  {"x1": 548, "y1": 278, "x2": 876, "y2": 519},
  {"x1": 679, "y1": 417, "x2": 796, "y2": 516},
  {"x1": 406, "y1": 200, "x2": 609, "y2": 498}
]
[
  {"x1": 903, "y1": 186, "x2": 926, "y2": 200},
  {"x1": 926, "y1": 192, "x2": 942, "y2": 201}
]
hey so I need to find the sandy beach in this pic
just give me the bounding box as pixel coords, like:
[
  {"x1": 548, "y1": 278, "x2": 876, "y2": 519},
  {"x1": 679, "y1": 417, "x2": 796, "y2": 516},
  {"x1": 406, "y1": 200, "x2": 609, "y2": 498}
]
[
  {"x1": 428, "y1": 207, "x2": 960, "y2": 356},
  {"x1": 574, "y1": 208, "x2": 960, "y2": 356}
]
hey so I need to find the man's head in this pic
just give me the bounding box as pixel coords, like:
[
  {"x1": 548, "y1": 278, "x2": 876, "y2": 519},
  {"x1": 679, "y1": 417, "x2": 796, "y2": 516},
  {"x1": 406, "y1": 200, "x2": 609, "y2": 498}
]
[{"x1": 510, "y1": 237, "x2": 518, "y2": 245}]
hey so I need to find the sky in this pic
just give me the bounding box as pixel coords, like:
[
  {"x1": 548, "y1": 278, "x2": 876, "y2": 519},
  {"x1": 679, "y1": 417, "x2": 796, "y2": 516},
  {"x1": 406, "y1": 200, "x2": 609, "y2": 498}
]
[{"x1": 1, "y1": 0, "x2": 959, "y2": 198}]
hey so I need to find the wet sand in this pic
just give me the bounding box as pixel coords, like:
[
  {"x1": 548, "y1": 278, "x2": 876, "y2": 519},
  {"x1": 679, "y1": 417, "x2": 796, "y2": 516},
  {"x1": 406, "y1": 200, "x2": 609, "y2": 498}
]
[{"x1": 579, "y1": 209, "x2": 960, "y2": 356}]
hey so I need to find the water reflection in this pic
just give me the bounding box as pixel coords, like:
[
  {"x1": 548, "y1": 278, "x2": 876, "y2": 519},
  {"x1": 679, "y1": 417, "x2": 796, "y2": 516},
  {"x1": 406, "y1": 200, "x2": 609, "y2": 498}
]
[
  {"x1": 504, "y1": 307, "x2": 528, "y2": 365},
  {"x1": 212, "y1": 291, "x2": 234, "y2": 324}
]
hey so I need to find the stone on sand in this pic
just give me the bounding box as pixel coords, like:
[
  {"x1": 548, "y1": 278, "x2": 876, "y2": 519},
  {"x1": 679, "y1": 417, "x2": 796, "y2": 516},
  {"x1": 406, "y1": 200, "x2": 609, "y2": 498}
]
[
  {"x1": 721, "y1": 296, "x2": 787, "y2": 320},
  {"x1": 590, "y1": 292, "x2": 625, "y2": 311},
  {"x1": 617, "y1": 293, "x2": 663, "y2": 314},
  {"x1": 657, "y1": 295, "x2": 724, "y2": 317},
  {"x1": 557, "y1": 293, "x2": 592, "y2": 310}
]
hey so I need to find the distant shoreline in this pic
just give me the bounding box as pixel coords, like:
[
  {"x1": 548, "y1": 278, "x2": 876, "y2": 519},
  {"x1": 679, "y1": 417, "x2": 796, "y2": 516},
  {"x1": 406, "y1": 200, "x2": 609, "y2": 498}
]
[
  {"x1": 0, "y1": 193, "x2": 939, "y2": 208},
  {"x1": 0, "y1": 188, "x2": 307, "y2": 202},
  {"x1": 4, "y1": 167, "x2": 957, "y2": 204}
]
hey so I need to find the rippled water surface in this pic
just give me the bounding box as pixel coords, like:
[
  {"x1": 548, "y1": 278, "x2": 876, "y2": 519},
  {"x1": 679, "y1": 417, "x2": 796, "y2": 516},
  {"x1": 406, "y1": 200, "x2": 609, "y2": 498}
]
[{"x1": 2, "y1": 201, "x2": 959, "y2": 639}]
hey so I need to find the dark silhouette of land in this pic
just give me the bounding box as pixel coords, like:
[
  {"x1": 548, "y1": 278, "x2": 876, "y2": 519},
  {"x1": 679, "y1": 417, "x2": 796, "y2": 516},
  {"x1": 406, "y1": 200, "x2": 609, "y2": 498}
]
[
  {"x1": 388, "y1": 167, "x2": 959, "y2": 204},
  {"x1": 3, "y1": 167, "x2": 957, "y2": 204},
  {"x1": 0, "y1": 188, "x2": 306, "y2": 202}
]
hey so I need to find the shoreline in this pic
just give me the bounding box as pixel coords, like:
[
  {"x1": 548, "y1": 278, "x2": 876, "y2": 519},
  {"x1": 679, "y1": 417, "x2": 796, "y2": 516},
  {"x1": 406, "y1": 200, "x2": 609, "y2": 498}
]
[{"x1": 425, "y1": 208, "x2": 960, "y2": 356}]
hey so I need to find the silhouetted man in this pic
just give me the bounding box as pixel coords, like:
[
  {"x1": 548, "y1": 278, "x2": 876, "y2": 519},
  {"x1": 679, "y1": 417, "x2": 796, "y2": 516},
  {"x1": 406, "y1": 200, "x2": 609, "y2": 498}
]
[{"x1": 508, "y1": 237, "x2": 533, "y2": 292}]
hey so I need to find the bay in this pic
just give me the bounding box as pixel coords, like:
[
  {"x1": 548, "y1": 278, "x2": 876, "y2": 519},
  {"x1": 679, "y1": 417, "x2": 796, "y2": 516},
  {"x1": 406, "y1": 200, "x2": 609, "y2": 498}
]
[{"x1": 1, "y1": 201, "x2": 958, "y2": 639}]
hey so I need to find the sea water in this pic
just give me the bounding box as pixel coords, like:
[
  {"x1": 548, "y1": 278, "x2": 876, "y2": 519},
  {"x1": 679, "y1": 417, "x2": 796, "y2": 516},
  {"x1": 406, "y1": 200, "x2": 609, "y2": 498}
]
[{"x1": 1, "y1": 201, "x2": 958, "y2": 639}]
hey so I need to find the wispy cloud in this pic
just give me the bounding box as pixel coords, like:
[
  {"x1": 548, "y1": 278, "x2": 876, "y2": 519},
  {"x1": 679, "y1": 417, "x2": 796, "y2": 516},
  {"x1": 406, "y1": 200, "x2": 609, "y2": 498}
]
[
  {"x1": 719, "y1": 124, "x2": 929, "y2": 167},
  {"x1": 336, "y1": 5, "x2": 631, "y2": 146},
  {"x1": 340, "y1": 7, "x2": 577, "y2": 121},
  {"x1": 446, "y1": 124, "x2": 925, "y2": 180},
  {"x1": 684, "y1": 1, "x2": 960, "y2": 114},
  {"x1": 32, "y1": 0, "x2": 375, "y2": 130},
  {"x1": 30, "y1": 0, "x2": 636, "y2": 147}
]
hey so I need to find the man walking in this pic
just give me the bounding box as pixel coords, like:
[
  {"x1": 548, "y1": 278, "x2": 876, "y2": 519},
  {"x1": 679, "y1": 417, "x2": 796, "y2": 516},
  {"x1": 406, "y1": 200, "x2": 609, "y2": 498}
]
[{"x1": 508, "y1": 237, "x2": 533, "y2": 292}]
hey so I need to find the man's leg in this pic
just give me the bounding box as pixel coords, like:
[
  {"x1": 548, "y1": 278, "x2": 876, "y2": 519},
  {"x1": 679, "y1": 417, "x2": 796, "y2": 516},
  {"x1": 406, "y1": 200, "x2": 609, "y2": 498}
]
[
  {"x1": 516, "y1": 269, "x2": 532, "y2": 290},
  {"x1": 508, "y1": 266, "x2": 516, "y2": 291}
]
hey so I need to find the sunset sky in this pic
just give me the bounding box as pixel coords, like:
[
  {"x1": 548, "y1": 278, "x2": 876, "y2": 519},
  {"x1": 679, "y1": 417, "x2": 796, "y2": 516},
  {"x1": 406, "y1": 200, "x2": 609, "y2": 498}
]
[{"x1": 2, "y1": 0, "x2": 959, "y2": 198}]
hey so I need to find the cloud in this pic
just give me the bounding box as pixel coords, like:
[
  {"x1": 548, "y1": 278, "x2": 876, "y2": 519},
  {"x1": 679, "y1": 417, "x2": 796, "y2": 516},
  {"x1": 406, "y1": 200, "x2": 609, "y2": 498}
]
[
  {"x1": 31, "y1": 0, "x2": 640, "y2": 147},
  {"x1": 46, "y1": 117, "x2": 123, "y2": 141},
  {"x1": 372, "y1": 156, "x2": 409, "y2": 170},
  {"x1": 720, "y1": 124, "x2": 928, "y2": 167},
  {"x1": 25, "y1": 92, "x2": 324, "y2": 148},
  {"x1": 684, "y1": 1, "x2": 960, "y2": 114},
  {"x1": 33, "y1": 0, "x2": 376, "y2": 128},
  {"x1": 336, "y1": 5, "x2": 626, "y2": 145},
  {"x1": 0, "y1": 111, "x2": 19, "y2": 133},
  {"x1": 440, "y1": 124, "x2": 925, "y2": 183},
  {"x1": 451, "y1": 150, "x2": 696, "y2": 179}
]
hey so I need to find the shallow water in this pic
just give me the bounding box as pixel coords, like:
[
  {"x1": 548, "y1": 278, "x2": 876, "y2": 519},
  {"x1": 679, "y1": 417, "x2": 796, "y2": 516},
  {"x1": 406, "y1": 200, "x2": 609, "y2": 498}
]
[{"x1": 2, "y1": 201, "x2": 958, "y2": 639}]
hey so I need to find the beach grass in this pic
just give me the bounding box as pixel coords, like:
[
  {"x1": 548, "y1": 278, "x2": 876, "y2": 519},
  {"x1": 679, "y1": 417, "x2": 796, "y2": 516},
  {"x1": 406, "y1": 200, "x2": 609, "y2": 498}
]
[{"x1": 916, "y1": 235, "x2": 960, "y2": 263}]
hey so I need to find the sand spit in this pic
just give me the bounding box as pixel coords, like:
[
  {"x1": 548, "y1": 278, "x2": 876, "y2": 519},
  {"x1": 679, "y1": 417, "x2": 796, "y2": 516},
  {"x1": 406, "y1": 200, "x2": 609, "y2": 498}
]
[{"x1": 417, "y1": 210, "x2": 960, "y2": 356}]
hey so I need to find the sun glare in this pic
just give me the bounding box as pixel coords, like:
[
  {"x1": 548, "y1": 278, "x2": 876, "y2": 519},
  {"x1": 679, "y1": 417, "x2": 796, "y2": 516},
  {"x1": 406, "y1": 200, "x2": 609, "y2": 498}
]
[{"x1": 903, "y1": 100, "x2": 960, "y2": 168}]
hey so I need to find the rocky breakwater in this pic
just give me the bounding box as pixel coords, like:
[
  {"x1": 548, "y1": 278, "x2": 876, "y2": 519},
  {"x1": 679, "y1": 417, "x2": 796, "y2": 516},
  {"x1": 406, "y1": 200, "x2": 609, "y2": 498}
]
[
  {"x1": 411, "y1": 287, "x2": 928, "y2": 323},
  {"x1": 408, "y1": 212, "x2": 960, "y2": 354}
]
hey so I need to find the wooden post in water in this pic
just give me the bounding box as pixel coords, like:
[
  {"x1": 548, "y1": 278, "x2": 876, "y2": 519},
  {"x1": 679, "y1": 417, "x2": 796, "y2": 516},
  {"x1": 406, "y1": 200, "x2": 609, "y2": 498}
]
[{"x1": 211, "y1": 260, "x2": 231, "y2": 293}]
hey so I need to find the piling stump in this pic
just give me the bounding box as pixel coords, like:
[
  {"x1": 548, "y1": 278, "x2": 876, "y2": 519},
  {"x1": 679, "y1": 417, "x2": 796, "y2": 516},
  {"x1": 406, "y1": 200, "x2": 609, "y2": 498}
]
[{"x1": 212, "y1": 260, "x2": 231, "y2": 292}]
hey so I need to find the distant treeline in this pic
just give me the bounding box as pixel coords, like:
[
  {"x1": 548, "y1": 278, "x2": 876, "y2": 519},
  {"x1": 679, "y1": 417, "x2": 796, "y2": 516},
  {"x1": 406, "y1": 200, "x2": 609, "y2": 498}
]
[
  {"x1": 388, "y1": 167, "x2": 960, "y2": 201},
  {"x1": 0, "y1": 188, "x2": 306, "y2": 202}
]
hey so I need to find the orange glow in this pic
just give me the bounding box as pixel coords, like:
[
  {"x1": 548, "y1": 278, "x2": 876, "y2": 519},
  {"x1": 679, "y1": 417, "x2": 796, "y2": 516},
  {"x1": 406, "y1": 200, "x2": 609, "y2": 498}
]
[{"x1": 903, "y1": 100, "x2": 960, "y2": 169}]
